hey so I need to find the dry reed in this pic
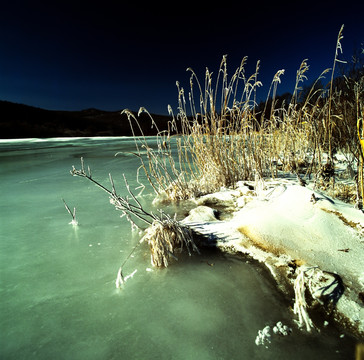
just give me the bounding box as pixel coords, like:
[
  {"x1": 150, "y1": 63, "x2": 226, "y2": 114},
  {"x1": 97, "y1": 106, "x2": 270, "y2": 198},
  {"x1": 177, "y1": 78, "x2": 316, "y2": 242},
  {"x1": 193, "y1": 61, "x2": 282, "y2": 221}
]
[
  {"x1": 141, "y1": 213, "x2": 199, "y2": 267},
  {"x1": 128, "y1": 25, "x2": 363, "y2": 208}
]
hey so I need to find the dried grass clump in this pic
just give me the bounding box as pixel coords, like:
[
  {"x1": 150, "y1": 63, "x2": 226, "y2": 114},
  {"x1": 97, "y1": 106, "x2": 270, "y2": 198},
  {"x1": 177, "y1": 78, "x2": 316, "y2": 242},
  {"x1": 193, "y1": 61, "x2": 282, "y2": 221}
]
[
  {"x1": 141, "y1": 215, "x2": 200, "y2": 267},
  {"x1": 332, "y1": 183, "x2": 357, "y2": 203},
  {"x1": 173, "y1": 56, "x2": 265, "y2": 188},
  {"x1": 125, "y1": 56, "x2": 269, "y2": 201}
]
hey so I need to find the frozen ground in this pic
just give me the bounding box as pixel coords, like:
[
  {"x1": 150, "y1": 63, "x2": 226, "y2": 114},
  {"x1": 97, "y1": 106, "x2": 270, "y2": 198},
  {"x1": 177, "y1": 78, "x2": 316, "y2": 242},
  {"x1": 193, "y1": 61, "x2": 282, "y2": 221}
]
[{"x1": 182, "y1": 175, "x2": 364, "y2": 338}]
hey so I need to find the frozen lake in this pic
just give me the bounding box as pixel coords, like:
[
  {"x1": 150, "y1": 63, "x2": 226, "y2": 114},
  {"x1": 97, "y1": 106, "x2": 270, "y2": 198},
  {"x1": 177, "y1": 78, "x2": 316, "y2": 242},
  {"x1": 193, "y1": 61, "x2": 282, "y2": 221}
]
[{"x1": 0, "y1": 137, "x2": 357, "y2": 359}]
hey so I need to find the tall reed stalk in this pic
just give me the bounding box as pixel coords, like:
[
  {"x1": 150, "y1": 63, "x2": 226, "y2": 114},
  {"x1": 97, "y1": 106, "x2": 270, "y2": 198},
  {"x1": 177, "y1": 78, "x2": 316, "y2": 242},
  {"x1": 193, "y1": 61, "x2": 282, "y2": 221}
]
[{"x1": 327, "y1": 25, "x2": 346, "y2": 163}]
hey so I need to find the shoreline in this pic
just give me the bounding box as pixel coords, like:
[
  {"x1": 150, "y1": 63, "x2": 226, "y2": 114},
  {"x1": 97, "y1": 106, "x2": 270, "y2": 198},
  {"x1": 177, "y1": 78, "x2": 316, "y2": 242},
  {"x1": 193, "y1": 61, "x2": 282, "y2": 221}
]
[{"x1": 181, "y1": 179, "x2": 364, "y2": 339}]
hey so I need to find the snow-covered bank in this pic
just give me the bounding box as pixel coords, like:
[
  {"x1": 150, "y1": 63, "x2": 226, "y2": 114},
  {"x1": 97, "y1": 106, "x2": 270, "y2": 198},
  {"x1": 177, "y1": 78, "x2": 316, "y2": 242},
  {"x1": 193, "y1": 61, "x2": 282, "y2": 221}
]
[{"x1": 183, "y1": 179, "x2": 364, "y2": 338}]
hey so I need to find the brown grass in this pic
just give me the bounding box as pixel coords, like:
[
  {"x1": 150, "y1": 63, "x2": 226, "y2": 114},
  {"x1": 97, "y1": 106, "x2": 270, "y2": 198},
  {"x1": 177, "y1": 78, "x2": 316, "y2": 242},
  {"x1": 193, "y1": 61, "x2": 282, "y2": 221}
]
[{"x1": 127, "y1": 26, "x2": 363, "y2": 209}]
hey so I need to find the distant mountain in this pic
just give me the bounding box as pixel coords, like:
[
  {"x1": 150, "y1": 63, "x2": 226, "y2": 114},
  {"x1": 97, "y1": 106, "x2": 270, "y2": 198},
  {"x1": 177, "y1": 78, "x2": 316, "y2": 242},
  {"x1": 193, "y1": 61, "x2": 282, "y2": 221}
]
[{"x1": 0, "y1": 100, "x2": 171, "y2": 138}]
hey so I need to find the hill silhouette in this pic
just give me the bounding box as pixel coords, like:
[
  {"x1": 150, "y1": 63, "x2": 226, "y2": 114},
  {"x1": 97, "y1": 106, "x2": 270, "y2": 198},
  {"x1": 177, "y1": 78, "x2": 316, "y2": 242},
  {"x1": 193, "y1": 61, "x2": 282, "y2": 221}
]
[{"x1": 0, "y1": 101, "x2": 171, "y2": 138}]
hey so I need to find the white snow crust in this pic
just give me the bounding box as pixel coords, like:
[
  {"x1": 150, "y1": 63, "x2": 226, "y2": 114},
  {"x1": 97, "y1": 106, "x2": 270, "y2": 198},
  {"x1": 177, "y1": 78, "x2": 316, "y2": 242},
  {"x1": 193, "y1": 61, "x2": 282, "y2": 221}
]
[{"x1": 184, "y1": 178, "x2": 364, "y2": 336}]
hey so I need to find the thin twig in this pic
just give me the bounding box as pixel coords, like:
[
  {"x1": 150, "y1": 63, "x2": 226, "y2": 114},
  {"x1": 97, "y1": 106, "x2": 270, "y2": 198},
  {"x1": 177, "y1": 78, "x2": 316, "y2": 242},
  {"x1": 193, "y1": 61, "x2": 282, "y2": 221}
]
[{"x1": 71, "y1": 158, "x2": 154, "y2": 226}]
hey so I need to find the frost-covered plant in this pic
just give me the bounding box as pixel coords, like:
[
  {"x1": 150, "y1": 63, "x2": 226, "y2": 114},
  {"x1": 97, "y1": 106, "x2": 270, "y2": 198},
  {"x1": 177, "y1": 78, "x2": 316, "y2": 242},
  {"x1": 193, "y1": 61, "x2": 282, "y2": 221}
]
[
  {"x1": 133, "y1": 58, "x2": 318, "y2": 199},
  {"x1": 127, "y1": 56, "x2": 269, "y2": 201},
  {"x1": 293, "y1": 266, "x2": 315, "y2": 332},
  {"x1": 121, "y1": 108, "x2": 200, "y2": 201},
  {"x1": 62, "y1": 198, "x2": 78, "y2": 226},
  {"x1": 174, "y1": 55, "x2": 264, "y2": 189},
  {"x1": 141, "y1": 213, "x2": 200, "y2": 267},
  {"x1": 327, "y1": 25, "x2": 346, "y2": 163},
  {"x1": 70, "y1": 157, "x2": 199, "y2": 267}
]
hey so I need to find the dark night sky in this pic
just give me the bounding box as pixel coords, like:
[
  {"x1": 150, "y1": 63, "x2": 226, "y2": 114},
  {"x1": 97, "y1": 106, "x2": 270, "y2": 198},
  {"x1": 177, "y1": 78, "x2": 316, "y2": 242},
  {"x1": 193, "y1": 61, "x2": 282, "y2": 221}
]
[{"x1": 1, "y1": 1, "x2": 363, "y2": 114}]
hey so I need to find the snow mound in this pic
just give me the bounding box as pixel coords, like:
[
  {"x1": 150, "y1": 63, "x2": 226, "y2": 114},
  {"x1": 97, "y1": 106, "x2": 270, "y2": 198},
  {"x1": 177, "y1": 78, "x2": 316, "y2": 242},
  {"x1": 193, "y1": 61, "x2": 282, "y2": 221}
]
[
  {"x1": 233, "y1": 184, "x2": 364, "y2": 289},
  {"x1": 185, "y1": 181, "x2": 364, "y2": 336},
  {"x1": 181, "y1": 206, "x2": 218, "y2": 223}
]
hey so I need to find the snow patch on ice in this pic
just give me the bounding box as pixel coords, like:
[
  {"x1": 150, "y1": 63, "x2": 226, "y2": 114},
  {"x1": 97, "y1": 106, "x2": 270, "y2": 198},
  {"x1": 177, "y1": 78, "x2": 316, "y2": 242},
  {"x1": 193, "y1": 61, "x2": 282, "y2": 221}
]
[
  {"x1": 255, "y1": 322, "x2": 292, "y2": 347},
  {"x1": 255, "y1": 326, "x2": 271, "y2": 347}
]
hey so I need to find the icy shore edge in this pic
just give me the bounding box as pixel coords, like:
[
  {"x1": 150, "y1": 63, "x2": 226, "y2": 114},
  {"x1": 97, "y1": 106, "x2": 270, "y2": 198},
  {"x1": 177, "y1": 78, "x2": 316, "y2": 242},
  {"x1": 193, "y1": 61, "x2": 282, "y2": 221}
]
[{"x1": 181, "y1": 179, "x2": 364, "y2": 338}]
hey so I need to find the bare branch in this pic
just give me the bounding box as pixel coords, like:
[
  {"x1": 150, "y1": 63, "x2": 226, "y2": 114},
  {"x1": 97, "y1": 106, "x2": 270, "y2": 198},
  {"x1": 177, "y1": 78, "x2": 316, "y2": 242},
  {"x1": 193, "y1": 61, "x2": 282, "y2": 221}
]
[
  {"x1": 71, "y1": 158, "x2": 155, "y2": 226},
  {"x1": 62, "y1": 198, "x2": 78, "y2": 226},
  {"x1": 70, "y1": 157, "x2": 200, "y2": 268}
]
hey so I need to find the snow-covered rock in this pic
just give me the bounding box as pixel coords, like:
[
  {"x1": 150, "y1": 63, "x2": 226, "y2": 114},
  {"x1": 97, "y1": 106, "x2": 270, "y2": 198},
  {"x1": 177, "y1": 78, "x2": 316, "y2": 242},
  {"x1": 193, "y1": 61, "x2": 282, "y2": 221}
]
[{"x1": 181, "y1": 205, "x2": 218, "y2": 223}]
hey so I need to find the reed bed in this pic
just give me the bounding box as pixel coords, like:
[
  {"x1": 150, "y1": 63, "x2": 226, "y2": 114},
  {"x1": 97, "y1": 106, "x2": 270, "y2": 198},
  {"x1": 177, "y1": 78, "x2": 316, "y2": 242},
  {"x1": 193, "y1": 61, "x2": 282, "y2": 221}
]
[{"x1": 128, "y1": 25, "x2": 363, "y2": 209}]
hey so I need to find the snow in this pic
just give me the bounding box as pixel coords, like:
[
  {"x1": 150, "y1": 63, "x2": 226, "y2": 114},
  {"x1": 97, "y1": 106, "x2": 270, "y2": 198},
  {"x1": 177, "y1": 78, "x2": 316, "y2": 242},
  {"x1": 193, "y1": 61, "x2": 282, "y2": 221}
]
[
  {"x1": 233, "y1": 184, "x2": 364, "y2": 288},
  {"x1": 181, "y1": 206, "x2": 218, "y2": 223},
  {"x1": 255, "y1": 325, "x2": 271, "y2": 347},
  {"x1": 183, "y1": 178, "x2": 364, "y2": 337},
  {"x1": 255, "y1": 321, "x2": 292, "y2": 347}
]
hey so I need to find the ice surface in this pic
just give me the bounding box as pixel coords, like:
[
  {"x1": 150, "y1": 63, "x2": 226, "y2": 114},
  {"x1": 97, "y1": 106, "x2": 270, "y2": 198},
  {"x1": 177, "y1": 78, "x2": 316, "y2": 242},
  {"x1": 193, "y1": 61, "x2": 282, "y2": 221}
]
[{"x1": 0, "y1": 138, "x2": 359, "y2": 359}]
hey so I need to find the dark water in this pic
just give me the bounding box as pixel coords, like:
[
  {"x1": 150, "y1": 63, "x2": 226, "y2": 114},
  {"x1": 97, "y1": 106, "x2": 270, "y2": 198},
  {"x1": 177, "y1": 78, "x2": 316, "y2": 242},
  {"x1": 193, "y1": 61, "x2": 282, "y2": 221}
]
[{"x1": 0, "y1": 137, "x2": 358, "y2": 359}]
